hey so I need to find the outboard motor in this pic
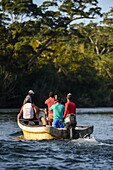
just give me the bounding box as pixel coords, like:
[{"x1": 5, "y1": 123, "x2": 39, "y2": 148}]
[{"x1": 65, "y1": 114, "x2": 77, "y2": 139}]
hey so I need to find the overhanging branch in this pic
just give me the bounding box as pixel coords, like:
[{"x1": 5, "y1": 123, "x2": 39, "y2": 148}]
[
  {"x1": 22, "y1": 35, "x2": 56, "y2": 73},
  {"x1": 67, "y1": 16, "x2": 95, "y2": 25}
]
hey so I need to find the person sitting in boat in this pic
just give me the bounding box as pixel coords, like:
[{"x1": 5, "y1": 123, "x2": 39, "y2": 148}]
[
  {"x1": 17, "y1": 98, "x2": 38, "y2": 124},
  {"x1": 18, "y1": 99, "x2": 47, "y2": 125},
  {"x1": 23, "y1": 90, "x2": 35, "y2": 105},
  {"x1": 50, "y1": 97, "x2": 65, "y2": 128},
  {"x1": 45, "y1": 91, "x2": 55, "y2": 125},
  {"x1": 63, "y1": 93, "x2": 76, "y2": 120},
  {"x1": 38, "y1": 109, "x2": 47, "y2": 125},
  {"x1": 23, "y1": 89, "x2": 38, "y2": 117}
]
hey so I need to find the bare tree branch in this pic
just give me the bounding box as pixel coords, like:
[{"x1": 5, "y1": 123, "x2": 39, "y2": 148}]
[
  {"x1": 67, "y1": 16, "x2": 95, "y2": 25},
  {"x1": 89, "y1": 35, "x2": 95, "y2": 45},
  {"x1": 23, "y1": 35, "x2": 56, "y2": 73},
  {"x1": 95, "y1": 39, "x2": 99, "y2": 55},
  {"x1": 100, "y1": 47, "x2": 106, "y2": 54}
]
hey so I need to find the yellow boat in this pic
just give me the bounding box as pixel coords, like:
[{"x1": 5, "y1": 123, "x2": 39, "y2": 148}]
[{"x1": 17, "y1": 119, "x2": 93, "y2": 140}]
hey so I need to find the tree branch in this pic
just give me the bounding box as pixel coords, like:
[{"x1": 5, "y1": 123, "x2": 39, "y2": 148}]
[
  {"x1": 67, "y1": 16, "x2": 95, "y2": 25},
  {"x1": 100, "y1": 47, "x2": 106, "y2": 54},
  {"x1": 89, "y1": 35, "x2": 95, "y2": 45},
  {"x1": 22, "y1": 35, "x2": 56, "y2": 73},
  {"x1": 95, "y1": 39, "x2": 99, "y2": 55}
]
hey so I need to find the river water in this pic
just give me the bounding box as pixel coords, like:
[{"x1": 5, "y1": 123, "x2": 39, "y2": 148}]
[{"x1": 0, "y1": 110, "x2": 113, "y2": 170}]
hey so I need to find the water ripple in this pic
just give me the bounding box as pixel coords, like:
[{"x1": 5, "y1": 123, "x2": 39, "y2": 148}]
[{"x1": 1, "y1": 113, "x2": 113, "y2": 169}]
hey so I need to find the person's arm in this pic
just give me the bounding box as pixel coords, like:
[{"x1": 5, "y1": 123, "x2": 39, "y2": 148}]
[
  {"x1": 50, "y1": 105, "x2": 53, "y2": 111},
  {"x1": 74, "y1": 104, "x2": 76, "y2": 114},
  {"x1": 45, "y1": 99, "x2": 47, "y2": 104},
  {"x1": 32, "y1": 104, "x2": 38, "y2": 119},
  {"x1": 17, "y1": 105, "x2": 24, "y2": 120},
  {"x1": 63, "y1": 106, "x2": 65, "y2": 114},
  {"x1": 63, "y1": 103, "x2": 68, "y2": 118},
  {"x1": 61, "y1": 106, "x2": 65, "y2": 121}
]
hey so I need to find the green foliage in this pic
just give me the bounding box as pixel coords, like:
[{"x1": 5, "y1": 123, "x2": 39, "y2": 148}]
[
  {"x1": 0, "y1": 0, "x2": 113, "y2": 107},
  {"x1": 103, "y1": 8, "x2": 113, "y2": 26},
  {"x1": 0, "y1": 0, "x2": 39, "y2": 22}
]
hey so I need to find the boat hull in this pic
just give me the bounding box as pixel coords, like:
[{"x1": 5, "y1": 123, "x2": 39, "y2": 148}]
[{"x1": 18, "y1": 120, "x2": 93, "y2": 140}]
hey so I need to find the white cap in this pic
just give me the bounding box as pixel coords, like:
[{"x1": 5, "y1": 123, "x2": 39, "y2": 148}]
[
  {"x1": 67, "y1": 93, "x2": 72, "y2": 98},
  {"x1": 28, "y1": 90, "x2": 35, "y2": 94}
]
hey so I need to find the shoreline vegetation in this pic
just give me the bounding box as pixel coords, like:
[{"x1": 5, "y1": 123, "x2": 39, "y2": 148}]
[{"x1": 0, "y1": 0, "x2": 113, "y2": 108}]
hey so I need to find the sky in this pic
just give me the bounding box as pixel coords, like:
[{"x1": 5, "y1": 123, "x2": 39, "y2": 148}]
[
  {"x1": 98, "y1": 0, "x2": 113, "y2": 13},
  {"x1": 94, "y1": 0, "x2": 113, "y2": 24},
  {"x1": 34, "y1": 0, "x2": 113, "y2": 24},
  {"x1": 34, "y1": 0, "x2": 113, "y2": 12}
]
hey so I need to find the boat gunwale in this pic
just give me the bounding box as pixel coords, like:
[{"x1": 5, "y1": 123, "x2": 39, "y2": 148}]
[{"x1": 18, "y1": 120, "x2": 93, "y2": 132}]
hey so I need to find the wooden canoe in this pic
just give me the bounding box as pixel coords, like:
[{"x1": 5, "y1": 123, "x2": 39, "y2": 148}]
[{"x1": 17, "y1": 120, "x2": 93, "y2": 140}]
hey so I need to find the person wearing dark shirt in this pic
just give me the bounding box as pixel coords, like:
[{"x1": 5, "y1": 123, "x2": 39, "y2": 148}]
[{"x1": 63, "y1": 93, "x2": 76, "y2": 119}]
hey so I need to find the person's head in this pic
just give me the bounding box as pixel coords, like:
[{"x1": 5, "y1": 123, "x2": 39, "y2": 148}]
[
  {"x1": 49, "y1": 91, "x2": 54, "y2": 98},
  {"x1": 67, "y1": 93, "x2": 72, "y2": 101},
  {"x1": 57, "y1": 97, "x2": 61, "y2": 103},
  {"x1": 28, "y1": 90, "x2": 35, "y2": 96},
  {"x1": 61, "y1": 99, "x2": 65, "y2": 105}
]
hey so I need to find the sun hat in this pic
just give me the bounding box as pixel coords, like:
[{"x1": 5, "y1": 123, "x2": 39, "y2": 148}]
[{"x1": 28, "y1": 90, "x2": 35, "y2": 95}]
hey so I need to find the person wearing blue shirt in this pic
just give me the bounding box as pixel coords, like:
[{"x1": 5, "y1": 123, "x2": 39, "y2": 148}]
[{"x1": 50, "y1": 97, "x2": 65, "y2": 128}]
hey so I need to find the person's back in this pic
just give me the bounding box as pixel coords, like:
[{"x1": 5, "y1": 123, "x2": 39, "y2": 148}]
[
  {"x1": 50, "y1": 98, "x2": 65, "y2": 128},
  {"x1": 65, "y1": 101, "x2": 76, "y2": 114},
  {"x1": 23, "y1": 103, "x2": 34, "y2": 119},
  {"x1": 52, "y1": 103, "x2": 65, "y2": 120},
  {"x1": 18, "y1": 98, "x2": 38, "y2": 124},
  {"x1": 45, "y1": 97, "x2": 55, "y2": 114},
  {"x1": 63, "y1": 93, "x2": 76, "y2": 119}
]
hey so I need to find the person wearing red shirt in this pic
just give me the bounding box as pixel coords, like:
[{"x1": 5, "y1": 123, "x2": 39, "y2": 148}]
[
  {"x1": 45, "y1": 91, "x2": 55, "y2": 125},
  {"x1": 63, "y1": 93, "x2": 76, "y2": 119}
]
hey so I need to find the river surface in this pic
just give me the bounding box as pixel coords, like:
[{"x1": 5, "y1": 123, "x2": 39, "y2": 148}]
[{"x1": 0, "y1": 110, "x2": 113, "y2": 170}]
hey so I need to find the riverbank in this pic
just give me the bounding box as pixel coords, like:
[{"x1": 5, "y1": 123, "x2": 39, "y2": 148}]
[{"x1": 0, "y1": 107, "x2": 113, "y2": 113}]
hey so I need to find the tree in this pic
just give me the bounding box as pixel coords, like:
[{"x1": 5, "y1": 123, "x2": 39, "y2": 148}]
[
  {"x1": 18, "y1": 0, "x2": 102, "y2": 72},
  {"x1": 0, "y1": 0, "x2": 106, "y2": 107},
  {"x1": 0, "y1": 0, "x2": 102, "y2": 73}
]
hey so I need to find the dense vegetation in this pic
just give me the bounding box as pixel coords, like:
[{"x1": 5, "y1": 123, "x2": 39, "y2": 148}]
[{"x1": 0, "y1": 0, "x2": 113, "y2": 108}]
